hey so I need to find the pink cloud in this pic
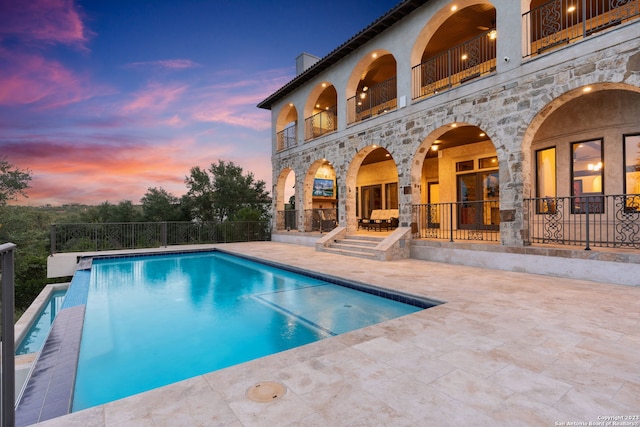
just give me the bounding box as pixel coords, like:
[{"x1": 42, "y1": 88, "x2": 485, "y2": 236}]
[
  {"x1": 0, "y1": 49, "x2": 110, "y2": 108},
  {"x1": 121, "y1": 82, "x2": 188, "y2": 114},
  {"x1": 0, "y1": 0, "x2": 90, "y2": 49},
  {"x1": 125, "y1": 59, "x2": 200, "y2": 70}
]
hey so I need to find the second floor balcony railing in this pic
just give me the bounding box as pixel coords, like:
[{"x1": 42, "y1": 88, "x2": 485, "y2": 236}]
[
  {"x1": 276, "y1": 125, "x2": 297, "y2": 152},
  {"x1": 412, "y1": 200, "x2": 501, "y2": 242},
  {"x1": 412, "y1": 29, "x2": 497, "y2": 100},
  {"x1": 347, "y1": 76, "x2": 397, "y2": 125},
  {"x1": 305, "y1": 106, "x2": 337, "y2": 140},
  {"x1": 524, "y1": 194, "x2": 640, "y2": 250},
  {"x1": 523, "y1": 0, "x2": 640, "y2": 57}
]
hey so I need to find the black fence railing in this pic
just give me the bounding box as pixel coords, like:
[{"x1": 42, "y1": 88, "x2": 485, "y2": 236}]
[
  {"x1": 412, "y1": 201, "x2": 501, "y2": 242},
  {"x1": 1, "y1": 242, "x2": 16, "y2": 427},
  {"x1": 276, "y1": 125, "x2": 297, "y2": 152},
  {"x1": 276, "y1": 209, "x2": 297, "y2": 231},
  {"x1": 522, "y1": 0, "x2": 640, "y2": 57},
  {"x1": 50, "y1": 221, "x2": 271, "y2": 254},
  {"x1": 347, "y1": 76, "x2": 397, "y2": 124},
  {"x1": 304, "y1": 208, "x2": 338, "y2": 233},
  {"x1": 305, "y1": 106, "x2": 337, "y2": 140},
  {"x1": 524, "y1": 194, "x2": 640, "y2": 249},
  {"x1": 412, "y1": 28, "x2": 497, "y2": 100}
]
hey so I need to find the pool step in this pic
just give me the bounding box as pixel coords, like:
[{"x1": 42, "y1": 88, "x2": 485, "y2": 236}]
[{"x1": 320, "y1": 235, "x2": 384, "y2": 260}]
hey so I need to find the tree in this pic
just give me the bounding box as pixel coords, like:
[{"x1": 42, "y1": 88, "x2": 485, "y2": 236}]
[
  {"x1": 184, "y1": 160, "x2": 270, "y2": 222},
  {"x1": 141, "y1": 187, "x2": 186, "y2": 221},
  {"x1": 0, "y1": 157, "x2": 32, "y2": 206}
]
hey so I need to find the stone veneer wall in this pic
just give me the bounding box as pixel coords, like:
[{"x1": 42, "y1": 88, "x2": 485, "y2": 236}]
[{"x1": 272, "y1": 26, "x2": 640, "y2": 247}]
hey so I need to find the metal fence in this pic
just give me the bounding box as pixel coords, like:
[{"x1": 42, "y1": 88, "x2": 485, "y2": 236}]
[
  {"x1": 50, "y1": 221, "x2": 271, "y2": 254},
  {"x1": 1, "y1": 242, "x2": 16, "y2": 427},
  {"x1": 276, "y1": 124, "x2": 297, "y2": 152},
  {"x1": 524, "y1": 194, "x2": 640, "y2": 249},
  {"x1": 304, "y1": 208, "x2": 338, "y2": 233},
  {"x1": 412, "y1": 28, "x2": 497, "y2": 100},
  {"x1": 523, "y1": 0, "x2": 640, "y2": 57},
  {"x1": 347, "y1": 76, "x2": 397, "y2": 124},
  {"x1": 412, "y1": 201, "x2": 501, "y2": 242},
  {"x1": 305, "y1": 106, "x2": 337, "y2": 140},
  {"x1": 275, "y1": 209, "x2": 297, "y2": 231}
]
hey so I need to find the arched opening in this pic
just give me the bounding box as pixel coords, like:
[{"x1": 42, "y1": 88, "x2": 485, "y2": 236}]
[
  {"x1": 353, "y1": 147, "x2": 399, "y2": 232},
  {"x1": 412, "y1": 4, "x2": 496, "y2": 100},
  {"x1": 276, "y1": 104, "x2": 298, "y2": 152},
  {"x1": 303, "y1": 160, "x2": 338, "y2": 232},
  {"x1": 414, "y1": 124, "x2": 500, "y2": 240},
  {"x1": 526, "y1": 87, "x2": 640, "y2": 248},
  {"x1": 347, "y1": 51, "x2": 397, "y2": 124},
  {"x1": 304, "y1": 83, "x2": 338, "y2": 140},
  {"x1": 274, "y1": 169, "x2": 297, "y2": 231}
]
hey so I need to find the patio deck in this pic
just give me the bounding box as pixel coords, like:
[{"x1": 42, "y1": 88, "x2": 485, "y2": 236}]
[{"x1": 35, "y1": 241, "x2": 639, "y2": 426}]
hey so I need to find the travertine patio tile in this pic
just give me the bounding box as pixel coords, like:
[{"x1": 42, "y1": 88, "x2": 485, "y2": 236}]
[
  {"x1": 383, "y1": 348, "x2": 456, "y2": 384},
  {"x1": 445, "y1": 330, "x2": 503, "y2": 352},
  {"x1": 488, "y1": 364, "x2": 572, "y2": 405},
  {"x1": 297, "y1": 382, "x2": 389, "y2": 426},
  {"x1": 489, "y1": 393, "x2": 575, "y2": 427},
  {"x1": 613, "y1": 380, "x2": 640, "y2": 409},
  {"x1": 276, "y1": 359, "x2": 343, "y2": 395},
  {"x1": 226, "y1": 387, "x2": 315, "y2": 427},
  {"x1": 430, "y1": 369, "x2": 515, "y2": 413},
  {"x1": 344, "y1": 405, "x2": 415, "y2": 427},
  {"x1": 331, "y1": 354, "x2": 404, "y2": 389},
  {"x1": 543, "y1": 359, "x2": 627, "y2": 397},
  {"x1": 352, "y1": 336, "x2": 412, "y2": 361},
  {"x1": 554, "y1": 385, "x2": 635, "y2": 421},
  {"x1": 439, "y1": 348, "x2": 509, "y2": 379},
  {"x1": 36, "y1": 406, "x2": 104, "y2": 427},
  {"x1": 487, "y1": 343, "x2": 557, "y2": 373}
]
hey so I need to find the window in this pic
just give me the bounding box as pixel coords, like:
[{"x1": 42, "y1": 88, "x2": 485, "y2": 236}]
[
  {"x1": 571, "y1": 139, "x2": 603, "y2": 213},
  {"x1": 536, "y1": 147, "x2": 556, "y2": 213},
  {"x1": 456, "y1": 160, "x2": 474, "y2": 172},
  {"x1": 479, "y1": 156, "x2": 498, "y2": 169},
  {"x1": 385, "y1": 183, "x2": 398, "y2": 209},
  {"x1": 624, "y1": 133, "x2": 640, "y2": 211}
]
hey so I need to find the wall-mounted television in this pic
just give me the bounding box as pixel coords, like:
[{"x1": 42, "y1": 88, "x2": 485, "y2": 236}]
[{"x1": 313, "y1": 178, "x2": 334, "y2": 197}]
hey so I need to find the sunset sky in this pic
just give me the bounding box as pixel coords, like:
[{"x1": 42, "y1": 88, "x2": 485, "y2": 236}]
[{"x1": 0, "y1": 0, "x2": 398, "y2": 206}]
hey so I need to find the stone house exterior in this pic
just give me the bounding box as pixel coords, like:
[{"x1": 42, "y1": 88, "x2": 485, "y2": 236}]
[{"x1": 258, "y1": 0, "x2": 640, "y2": 285}]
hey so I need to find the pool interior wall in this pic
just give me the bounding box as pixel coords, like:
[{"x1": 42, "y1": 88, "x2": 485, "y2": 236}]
[{"x1": 14, "y1": 248, "x2": 442, "y2": 426}]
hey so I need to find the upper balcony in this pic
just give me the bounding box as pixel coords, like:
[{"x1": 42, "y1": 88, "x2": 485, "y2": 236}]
[
  {"x1": 347, "y1": 53, "x2": 397, "y2": 125},
  {"x1": 523, "y1": 0, "x2": 640, "y2": 57}
]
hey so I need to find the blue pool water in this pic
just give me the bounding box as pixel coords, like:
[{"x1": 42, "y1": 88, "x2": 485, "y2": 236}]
[
  {"x1": 16, "y1": 290, "x2": 67, "y2": 355},
  {"x1": 72, "y1": 251, "x2": 426, "y2": 411}
]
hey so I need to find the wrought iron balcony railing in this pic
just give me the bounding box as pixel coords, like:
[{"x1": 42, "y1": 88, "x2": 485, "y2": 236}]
[
  {"x1": 347, "y1": 76, "x2": 397, "y2": 125},
  {"x1": 522, "y1": 0, "x2": 640, "y2": 57},
  {"x1": 411, "y1": 200, "x2": 501, "y2": 242},
  {"x1": 304, "y1": 106, "x2": 337, "y2": 141},
  {"x1": 275, "y1": 209, "x2": 298, "y2": 230},
  {"x1": 524, "y1": 194, "x2": 640, "y2": 249},
  {"x1": 412, "y1": 29, "x2": 497, "y2": 100},
  {"x1": 50, "y1": 221, "x2": 271, "y2": 254},
  {"x1": 276, "y1": 125, "x2": 297, "y2": 152},
  {"x1": 304, "y1": 208, "x2": 338, "y2": 232}
]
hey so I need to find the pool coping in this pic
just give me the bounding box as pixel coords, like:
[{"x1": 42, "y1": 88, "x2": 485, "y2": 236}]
[{"x1": 15, "y1": 247, "x2": 444, "y2": 425}]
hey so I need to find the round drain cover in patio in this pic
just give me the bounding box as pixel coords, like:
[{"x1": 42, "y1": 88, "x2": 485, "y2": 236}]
[{"x1": 246, "y1": 381, "x2": 286, "y2": 403}]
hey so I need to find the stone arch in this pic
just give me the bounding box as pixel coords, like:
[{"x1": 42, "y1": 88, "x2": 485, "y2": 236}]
[
  {"x1": 303, "y1": 159, "x2": 338, "y2": 232},
  {"x1": 345, "y1": 144, "x2": 399, "y2": 232},
  {"x1": 303, "y1": 82, "x2": 338, "y2": 140},
  {"x1": 275, "y1": 103, "x2": 298, "y2": 151}
]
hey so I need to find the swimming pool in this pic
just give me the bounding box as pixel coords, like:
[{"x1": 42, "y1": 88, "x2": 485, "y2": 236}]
[
  {"x1": 70, "y1": 251, "x2": 433, "y2": 411},
  {"x1": 16, "y1": 290, "x2": 67, "y2": 355}
]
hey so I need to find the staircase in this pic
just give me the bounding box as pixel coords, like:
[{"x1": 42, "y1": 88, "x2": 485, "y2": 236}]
[{"x1": 318, "y1": 235, "x2": 384, "y2": 260}]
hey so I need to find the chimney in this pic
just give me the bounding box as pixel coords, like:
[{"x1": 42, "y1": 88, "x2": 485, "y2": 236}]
[{"x1": 296, "y1": 53, "x2": 320, "y2": 76}]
